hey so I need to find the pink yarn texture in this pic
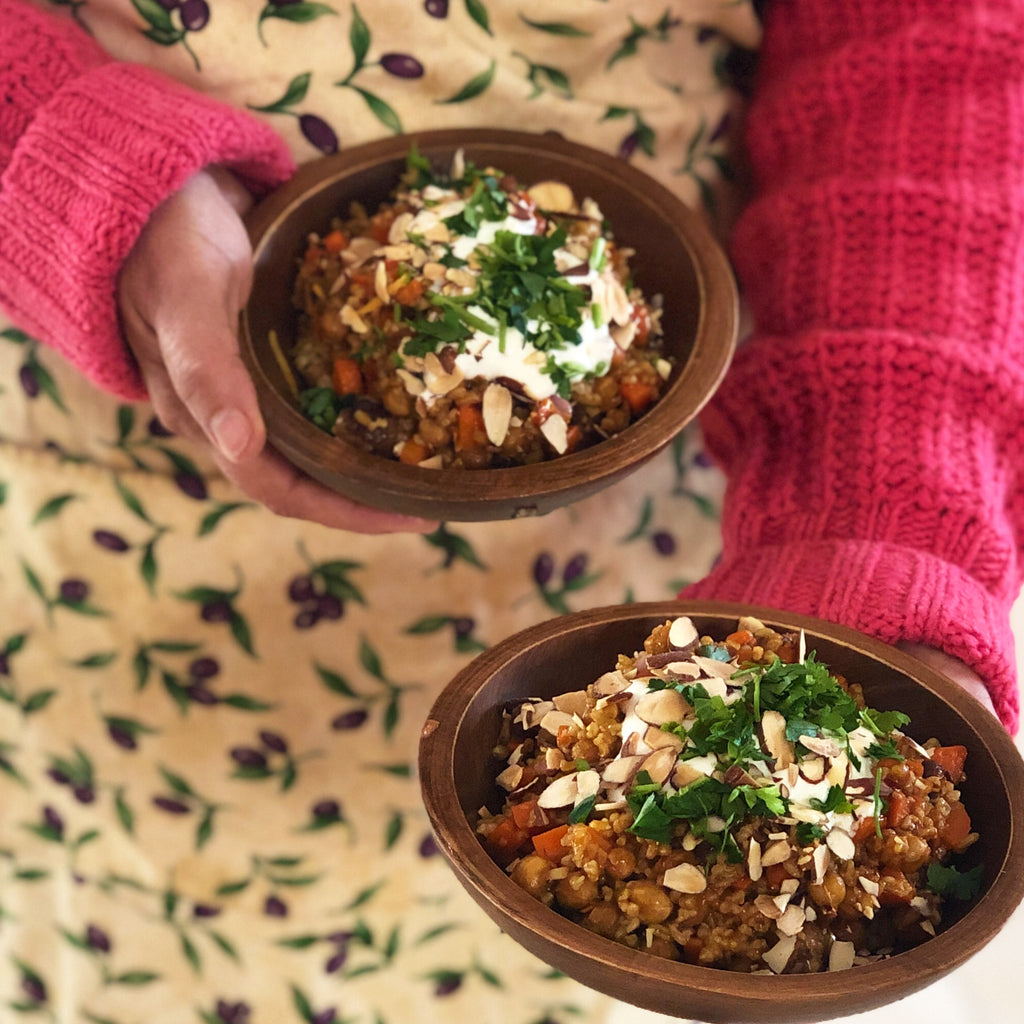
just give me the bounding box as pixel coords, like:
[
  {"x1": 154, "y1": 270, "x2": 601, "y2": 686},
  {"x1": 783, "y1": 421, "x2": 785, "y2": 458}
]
[{"x1": 684, "y1": 0, "x2": 1024, "y2": 731}]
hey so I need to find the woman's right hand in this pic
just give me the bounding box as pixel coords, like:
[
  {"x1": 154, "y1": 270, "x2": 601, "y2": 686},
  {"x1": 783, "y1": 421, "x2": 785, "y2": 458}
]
[{"x1": 117, "y1": 166, "x2": 437, "y2": 535}]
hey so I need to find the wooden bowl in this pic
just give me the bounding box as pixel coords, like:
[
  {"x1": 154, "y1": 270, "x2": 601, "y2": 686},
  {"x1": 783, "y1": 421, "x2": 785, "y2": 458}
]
[
  {"x1": 418, "y1": 601, "x2": 1024, "y2": 1024},
  {"x1": 239, "y1": 129, "x2": 738, "y2": 521}
]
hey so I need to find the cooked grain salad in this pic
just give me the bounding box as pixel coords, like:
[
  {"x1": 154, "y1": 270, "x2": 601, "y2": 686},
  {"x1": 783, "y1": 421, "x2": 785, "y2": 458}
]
[
  {"x1": 477, "y1": 616, "x2": 981, "y2": 974},
  {"x1": 287, "y1": 148, "x2": 671, "y2": 469}
]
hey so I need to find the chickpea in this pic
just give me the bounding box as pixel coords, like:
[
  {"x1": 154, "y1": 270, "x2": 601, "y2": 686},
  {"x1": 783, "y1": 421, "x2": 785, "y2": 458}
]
[
  {"x1": 510, "y1": 854, "x2": 552, "y2": 898},
  {"x1": 583, "y1": 902, "x2": 620, "y2": 938},
  {"x1": 606, "y1": 846, "x2": 637, "y2": 880},
  {"x1": 554, "y1": 873, "x2": 599, "y2": 911},
  {"x1": 619, "y1": 880, "x2": 673, "y2": 925},
  {"x1": 808, "y1": 868, "x2": 847, "y2": 912}
]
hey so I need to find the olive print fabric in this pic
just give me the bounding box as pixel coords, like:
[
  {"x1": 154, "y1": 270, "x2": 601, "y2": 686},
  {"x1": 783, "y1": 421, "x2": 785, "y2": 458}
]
[{"x1": 0, "y1": 2, "x2": 757, "y2": 1022}]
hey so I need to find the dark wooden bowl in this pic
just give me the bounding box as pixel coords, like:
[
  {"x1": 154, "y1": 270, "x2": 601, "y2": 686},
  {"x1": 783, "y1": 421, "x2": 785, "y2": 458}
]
[
  {"x1": 418, "y1": 601, "x2": 1024, "y2": 1023},
  {"x1": 240, "y1": 129, "x2": 738, "y2": 521}
]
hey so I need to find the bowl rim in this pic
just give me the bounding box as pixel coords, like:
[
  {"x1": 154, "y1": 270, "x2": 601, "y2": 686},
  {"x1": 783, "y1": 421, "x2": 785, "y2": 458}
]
[
  {"x1": 418, "y1": 600, "x2": 1024, "y2": 1023},
  {"x1": 240, "y1": 128, "x2": 739, "y2": 519}
]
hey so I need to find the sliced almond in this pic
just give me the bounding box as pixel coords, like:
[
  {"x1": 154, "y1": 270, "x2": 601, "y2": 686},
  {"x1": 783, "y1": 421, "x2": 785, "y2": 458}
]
[
  {"x1": 762, "y1": 710, "x2": 794, "y2": 769},
  {"x1": 422, "y1": 261, "x2": 448, "y2": 281},
  {"x1": 639, "y1": 746, "x2": 678, "y2": 785},
  {"x1": 576, "y1": 769, "x2": 601, "y2": 800},
  {"x1": 373, "y1": 259, "x2": 390, "y2": 303},
  {"x1": 538, "y1": 709, "x2": 575, "y2": 737},
  {"x1": 662, "y1": 862, "x2": 707, "y2": 895},
  {"x1": 776, "y1": 904, "x2": 806, "y2": 936},
  {"x1": 760, "y1": 840, "x2": 791, "y2": 867},
  {"x1": 387, "y1": 211, "x2": 414, "y2": 244},
  {"x1": 537, "y1": 772, "x2": 581, "y2": 809},
  {"x1": 643, "y1": 725, "x2": 684, "y2": 753},
  {"x1": 540, "y1": 414, "x2": 568, "y2": 454},
  {"x1": 340, "y1": 303, "x2": 369, "y2": 334},
  {"x1": 668, "y1": 616, "x2": 699, "y2": 650},
  {"x1": 610, "y1": 319, "x2": 638, "y2": 351},
  {"x1": 799, "y1": 734, "x2": 843, "y2": 759},
  {"x1": 800, "y1": 757, "x2": 826, "y2": 783},
  {"x1": 395, "y1": 367, "x2": 426, "y2": 397},
  {"x1": 545, "y1": 748, "x2": 564, "y2": 772},
  {"x1": 341, "y1": 236, "x2": 379, "y2": 266},
  {"x1": 825, "y1": 828, "x2": 855, "y2": 861},
  {"x1": 747, "y1": 838, "x2": 763, "y2": 882},
  {"x1": 552, "y1": 689, "x2": 590, "y2": 718},
  {"x1": 812, "y1": 843, "x2": 830, "y2": 884},
  {"x1": 755, "y1": 894, "x2": 784, "y2": 920},
  {"x1": 602, "y1": 754, "x2": 644, "y2": 786},
  {"x1": 482, "y1": 383, "x2": 513, "y2": 446},
  {"x1": 445, "y1": 267, "x2": 477, "y2": 291},
  {"x1": 526, "y1": 180, "x2": 575, "y2": 212},
  {"x1": 672, "y1": 760, "x2": 705, "y2": 789},
  {"x1": 827, "y1": 940, "x2": 856, "y2": 972},
  {"x1": 592, "y1": 670, "x2": 631, "y2": 697},
  {"x1": 691, "y1": 655, "x2": 737, "y2": 681},
  {"x1": 380, "y1": 242, "x2": 416, "y2": 262},
  {"x1": 762, "y1": 934, "x2": 796, "y2": 975},
  {"x1": 858, "y1": 876, "x2": 880, "y2": 897},
  {"x1": 635, "y1": 688, "x2": 691, "y2": 726},
  {"x1": 422, "y1": 351, "x2": 465, "y2": 396},
  {"x1": 496, "y1": 764, "x2": 523, "y2": 791}
]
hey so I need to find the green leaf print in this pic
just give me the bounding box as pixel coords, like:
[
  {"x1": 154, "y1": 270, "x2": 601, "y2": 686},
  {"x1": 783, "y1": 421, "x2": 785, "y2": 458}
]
[
  {"x1": 0, "y1": 327, "x2": 32, "y2": 344},
  {"x1": 257, "y1": 1, "x2": 336, "y2": 46},
  {"x1": 131, "y1": 0, "x2": 200, "y2": 71},
  {"x1": 519, "y1": 15, "x2": 591, "y2": 37},
  {"x1": 32, "y1": 492, "x2": 78, "y2": 525},
  {"x1": 249, "y1": 72, "x2": 312, "y2": 113},
  {"x1": 463, "y1": 0, "x2": 491, "y2": 35},
  {"x1": 607, "y1": 8, "x2": 682, "y2": 69},
  {"x1": 422, "y1": 523, "x2": 487, "y2": 570},
  {"x1": 348, "y1": 2, "x2": 371, "y2": 71},
  {"x1": 352, "y1": 85, "x2": 403, "y2": 133},
  {"x1": 197, "y1": 501, "x2": 254, "y2": 537},
  {"x1": 435, "y1": 59, "x2": 496, "y2": 104}
]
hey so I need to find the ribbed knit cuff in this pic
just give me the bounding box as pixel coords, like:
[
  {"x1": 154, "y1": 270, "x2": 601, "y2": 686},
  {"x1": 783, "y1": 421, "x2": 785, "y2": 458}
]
[
  {"x1": 0, "y1": 60, "x2": 296, "y2": 399},
  {"x1": 682, "y1": 540, "x2": 1020, "y2": 733}
]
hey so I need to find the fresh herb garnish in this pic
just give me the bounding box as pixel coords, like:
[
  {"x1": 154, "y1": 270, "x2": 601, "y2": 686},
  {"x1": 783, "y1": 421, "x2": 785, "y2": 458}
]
[
  {"x1": 299, "y1": 387, "x2": 350, "y2": 432},
  {"x1": 796, "y1": 821, "x2": 826, "y2": 845},
  {"x1": 808, "y1": 785, "x2": 855, "y2": 815},
  {"x1": 569, "y1": 794, "x2": 597, "y2": 824},
  {"x1": 926, "y1": 861, "x2": 983, "y2": 900}
]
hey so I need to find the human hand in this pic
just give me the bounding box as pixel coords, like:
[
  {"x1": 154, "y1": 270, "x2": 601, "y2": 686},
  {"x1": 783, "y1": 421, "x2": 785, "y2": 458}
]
[
  {"x1": 118, "y1": 167, "x2": 436, "y2": 534},
  {"x1": 897, "y1": 642, "x2": 998, "y2": 718}
]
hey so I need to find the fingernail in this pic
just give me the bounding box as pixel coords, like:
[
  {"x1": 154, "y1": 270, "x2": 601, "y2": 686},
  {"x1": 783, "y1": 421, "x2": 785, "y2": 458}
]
[{"x1": 210, "y1": 408, "x2": 252, "y2": 461}]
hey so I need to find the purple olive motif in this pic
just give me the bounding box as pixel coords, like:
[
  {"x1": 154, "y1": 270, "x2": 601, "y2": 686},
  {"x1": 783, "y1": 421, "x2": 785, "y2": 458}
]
[
  {"x1": 380, "y1": 53, "x2": 424, "y2": 79},
  {"x1": 299, "y1": 114, "x2": 339, "y2": 155}
]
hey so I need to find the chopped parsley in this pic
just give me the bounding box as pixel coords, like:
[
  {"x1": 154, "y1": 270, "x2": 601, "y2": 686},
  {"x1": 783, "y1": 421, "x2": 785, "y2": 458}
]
[
  {"x1": 926, "y1": 861, "x2": 983, "y2": 900},
  {"x1": 298, "y1": 387, "x2": 349, "y2": 432}
]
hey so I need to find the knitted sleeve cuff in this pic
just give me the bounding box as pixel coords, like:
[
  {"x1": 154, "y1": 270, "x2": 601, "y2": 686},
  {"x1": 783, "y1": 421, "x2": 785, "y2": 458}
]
[
  {"x1": 0, "y1": 60, "x2": 296, "y2": 399},
  {"x1": 681, "y1": 540, "x2": 1020, "y2": 733}
]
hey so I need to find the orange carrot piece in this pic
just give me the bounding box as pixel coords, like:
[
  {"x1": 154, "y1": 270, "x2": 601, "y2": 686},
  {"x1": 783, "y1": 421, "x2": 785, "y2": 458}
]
[
  {"x1": 532, "y1": 824, "x2": 569, "y2": 862},
  {"x1": 928, "y1": 745, "x2": 968, "y2": 783},
  {"x1": 940, "y1": 801, "x2": 972, "y2": 848},
  {"x1": 323, "y1": 229, "x2": 348, "y2": 254},
  {"x1": 619, "y1": 380, "x2": 657, "y2": 414},
  {"x1": 331, "y1": 357, "x2": 363, "y2": 396},
  {"x1": 485, "y1": 816, "x2": 531, "y2": 866},
  {"x1": 455, "y1": 403, "x2": 486, "y2": 451},
  {"x1": 397, "y1": 439, "x2": 429, "y2": 465},
  {"x1": 394, "y1": 278, "x2": 425, "y2": 306}
]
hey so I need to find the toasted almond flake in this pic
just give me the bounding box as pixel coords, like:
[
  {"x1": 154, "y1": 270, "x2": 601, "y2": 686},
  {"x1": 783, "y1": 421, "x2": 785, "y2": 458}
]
[
  {"x1": 672, "y1": 760, "x2": 704, "y2": 789},
  {"x1": 639, "y1": 746, "x2": 678, "y2": 785},
  {"x1": 341, "y1": 236, "x2": 379, "y2": 267},
  {"x1": 755, "y1": 895, "x2": 784, "y2": 920},
  {"x1": 538, "y1": 709, "x2": 575, "y2": 737},
  {"x1": 776, "y1": 904, "x2": 806, "y2": 936},
  {"x1": 773, "y1": 893, "x2": 792, "y2": 913},
  {"x1": 540, "y1": 415, "x2": 568, "y2": 454},
  {"x1": 422, "y1": 261, "x2": 448, "y2": 281},
  {"x1": 780, "y1": 878, "x2": 799, "y2": 895},
  {"x1": 592, "y1": 670, "x2": 631, "y2": 696},
  {"x1": 422, "y1": 351, "x2": 465, "y2": 396},
  {"x1": 643, "y1": 725, "x2": 684, "y2": 753},
  {"x1": 826, "y1": 752, "x2": 849, "y2": 787},
  {"x1": 804, "y1": 905, "x2": 817, "y2": 922},
  {"x1": 340, "y1": 303, "x2": 369, "y2": 334},
  {"x1": 527, "y1": 180, "x2": 575, "y2": 212},
  {"x1": 799, "y1": 734, "x2": 843, "y2": 759},
  {"x1": 552, "y1": 689, "x2": 589, "y2": 717},
  {"x1": 668, "y1": 616, "x2": 699, "y2": 650},
  {"x1": 786, "y1": 762, "x2": 801, "y2": 789},
  {"x1": 417, "y1": 455, "x2": 444, "y2": 469},
  {"x1": 373, "y1": 259, "x2": 390, "y2": 303},
  {"x1": 681, "y1": 831, "x2": 700, "y2": 851},
  {"x1": 662, "y1": 862, "x2": 707, "y2": 894},
  {"x1": 635, "y1": 688, "x2": 692, "y2": 726},
  {"x1": 537, "y1": 772, "x2": 580, "y2": 809},
  {"x1": 858, "y1": 876, "x2": 880, "y2": 896},
  {"x1": 760, "y1": 840, "x2": 791, "y2": 867},
  {"x1": 691, "y1": 655, "x2": 736, "y2": 681},
  {"x1": 747, "y1": 838, "x2": 763, "y2": 882},
  {"x1": 800, "y1": 757, "x2": 826, "y2": 782},
  {"x1": 450, "y1": 148, "x2": 466, "y2": 180},
  {"x1": 445, "y1": 267, "x2": 477, "y2": 290},
  {"x1": 422, "y1": 222, "x2": 452, "y2": 243},
  {"x1": 768, "y1": 831, "x2": 788, "y2": 841},
  {"x1": 545, "y1": 748, "x2": 564, "y2": 771},
  {"x1": 655, "y1": 357, "x2": 672, "y2": 380},
  {"x1": 662, "y1": 661, "x2": 701, "y2": 680},
  {"x1": 387, "y1": 211, "x2": 414, "y2": 244},
  {"x1": 496, "y1": 764, "x2": 523, "y2": 791},
  {"x1": 825, "y1": 828, "x2": 856, "y2": 861},
  {"x1": 395, "y1": 368, "x2": 425, "y2": 396},
  {"x1": 762, "y1": 710, "x2": 795, "y2": 769},
  {"x1": 763, "y1": 935, "x2": 797, "y2": 974},
  {"x1": 482, "y1": 383, "x2": 513, "y2": 445},
  {"x1": 920, "y1": 920, "x2": 936, "y2": 936},
  {"x1": 828, "y1": 940, "x2": 856, "y2": 972},
  {"x1": 602, "y1": 754, "x2": 644, "y2": 785},
  {"x1": 380, "y1": 243, "x2": 416, "y2": 262},
  {"x1": 576, "y1": 769, "x2": 601, "y2": 800}
]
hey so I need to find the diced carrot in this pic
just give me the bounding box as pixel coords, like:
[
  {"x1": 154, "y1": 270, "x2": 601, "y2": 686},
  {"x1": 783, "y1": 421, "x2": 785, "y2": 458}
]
[
  {"x1": 885, "y1": 789, "x2": 910, "y2": 829},
  {"x1": 878, "y1": 869, "x2": 915, "y2": 906},
  {"x1": 928, "y1": 745, "x2": 968, "y2": 783},
  {"x1": 455, "y1": 403, "x2": 487, "y2": 452},
  {"x1": 618, "y1": 380, "x2": 657, "y2": 414},
  {"x1": 564, "y1": 424, "x2": 583, "y2": 453},
  {"x1": 511, "y1": 798, "x2": 550, "y2": 835},
  {"x1": 323, "y1": 229, "x2": 348, "y2": 254},
  {"x1": 556, "y1": 724, "x2": 573, "y2": 748},
  {"x1": 394, "y1": 278, "x2": 425, "y2": 306},
  {"x1": 397, "y1": 439, "x2": 429, "y2": 465},
  {"x1": 532, "y1": 824, "x2": 570, "y2": 862},
  {"x1": 726, "y1": 629, "x2": 756, "y2": 648},
  {"x1": 370, "y1": 212, "x2": 396, "y2": 244},
  {"x1": 331, "y1": 357, "x2": 363, "y2": 396},
  {"x1": 852, "y1": 816, "x2": 878, "y2": 844},
  {"x1": 940, "y1": 801, "x2": 972, "y2": 849},
  {"x1": 484, "y1": 816, "x2": 531, "y2": 867}
]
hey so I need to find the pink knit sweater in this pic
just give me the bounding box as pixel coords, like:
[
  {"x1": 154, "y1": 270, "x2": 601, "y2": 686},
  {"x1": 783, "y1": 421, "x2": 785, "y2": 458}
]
[
  {"x1": 1, "y1": 1, "x2": 1020, "y2": 729},
  {"x1": 683, "y1": 0, "x2": 1024, "y2": 731},
  {"x1": 0, "y1": 1, "x2": 295, "y2": 397}
]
